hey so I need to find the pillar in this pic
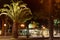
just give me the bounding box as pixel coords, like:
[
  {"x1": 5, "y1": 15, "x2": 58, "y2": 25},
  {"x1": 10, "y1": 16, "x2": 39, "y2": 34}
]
[
  {"x1": 2, "y1": 19, "x2": 5, "y2": 35},
  {"x1": 43, "y1": 0, "x2": 55, "y2": 40}
]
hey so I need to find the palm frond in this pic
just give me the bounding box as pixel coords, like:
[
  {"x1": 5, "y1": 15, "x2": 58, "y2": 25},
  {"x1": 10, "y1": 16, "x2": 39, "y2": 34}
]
[
  {"x1": 17, "y1": 8, "x2": 32, "y2": 23},
  {"x1": 0, "y1": 8, "x2": 9, "y2": 13},
  {"x1": 4, "y1": 4, "x2": 14, "y2": 16},
  {"x1": 0, "y1": 0, "x2": 32, "y2": 23}
]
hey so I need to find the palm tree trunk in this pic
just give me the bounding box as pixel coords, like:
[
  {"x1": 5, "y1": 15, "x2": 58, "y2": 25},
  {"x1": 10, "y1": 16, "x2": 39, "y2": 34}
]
[{"x1": 12, "y1": 21, "x2": 18, "y2": 38}]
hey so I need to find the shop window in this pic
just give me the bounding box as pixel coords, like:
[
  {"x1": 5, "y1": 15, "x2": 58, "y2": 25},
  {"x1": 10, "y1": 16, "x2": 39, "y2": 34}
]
[
  {"x1": 18, "y1": 23, "x2": 27, "y2": 37},
  {"x1": 53, "y1": 19, "x2": 60, "y2": 37},
  {"x1": 28, "y1": 21, "x2": 49, "y2": 38}
]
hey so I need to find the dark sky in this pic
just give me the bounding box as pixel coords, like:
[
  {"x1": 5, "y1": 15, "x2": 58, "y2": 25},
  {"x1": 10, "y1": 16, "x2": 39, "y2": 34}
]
[
  {"x1": 0, "y1": 0, "x2": 11, "y2": 8},
  {"x1": 22, "y1": 0, "x2": 43, "y2": 12},
  {"x1": 0, "y1": 0, "x2": 42, "y2": 12}
]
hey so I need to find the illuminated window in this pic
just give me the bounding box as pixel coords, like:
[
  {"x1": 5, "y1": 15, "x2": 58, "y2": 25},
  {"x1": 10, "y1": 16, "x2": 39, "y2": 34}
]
[{"x1": 53, "y1": 19, "x2": 60, "y2": 37}]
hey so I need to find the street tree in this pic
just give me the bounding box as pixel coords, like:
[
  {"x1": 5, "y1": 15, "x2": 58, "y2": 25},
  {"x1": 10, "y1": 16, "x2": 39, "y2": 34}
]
[{"x1": 0, "y1": 0, "x2": 32, "y2": 38}]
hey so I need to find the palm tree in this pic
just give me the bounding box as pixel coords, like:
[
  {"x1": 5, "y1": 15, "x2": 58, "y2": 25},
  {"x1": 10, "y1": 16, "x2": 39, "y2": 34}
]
[{"x1": 0, "y1": 0, "x2": 32, "y2": 38}]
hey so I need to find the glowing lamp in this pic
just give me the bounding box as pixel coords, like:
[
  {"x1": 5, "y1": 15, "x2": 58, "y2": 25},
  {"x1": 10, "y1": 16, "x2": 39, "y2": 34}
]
[
  {"x1": 4, "y1": 24, "x2": 6, "y2": 26},
  {"x1": 20, "y1": 24, "x2": 25, "y2": 28}
]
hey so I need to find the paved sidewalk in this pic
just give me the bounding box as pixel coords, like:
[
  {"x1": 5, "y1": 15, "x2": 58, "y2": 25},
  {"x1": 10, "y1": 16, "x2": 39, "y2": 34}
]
[{"x1": 0, "y1": 36, "x2": 16, "y2": 40}]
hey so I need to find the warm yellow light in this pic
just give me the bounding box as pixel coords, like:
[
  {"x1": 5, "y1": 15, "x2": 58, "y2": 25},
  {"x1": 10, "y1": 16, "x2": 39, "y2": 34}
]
[
  {"x1": 4, "y1": 24, "x2": 6, "y2": 26},
  {"x1": 20, "y1": 24, "x2": 25, "y2": 28},
  {"x1": 0, "y1": 30, "x2": 2, "y2": 35}
]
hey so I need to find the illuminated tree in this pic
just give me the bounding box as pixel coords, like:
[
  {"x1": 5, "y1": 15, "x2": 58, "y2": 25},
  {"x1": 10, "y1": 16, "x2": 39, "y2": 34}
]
[{"x1": 0, "y1": 0, "x2": 32, "y2": 38}]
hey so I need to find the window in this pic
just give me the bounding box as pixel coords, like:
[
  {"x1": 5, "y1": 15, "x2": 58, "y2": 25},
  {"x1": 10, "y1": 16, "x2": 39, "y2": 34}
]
[
  {"x1": 53, "y1": 19, "x2": 60, "y2": 37},
  {"x1": 18, "y1": 23, "x2": 27, "y2": 37}
]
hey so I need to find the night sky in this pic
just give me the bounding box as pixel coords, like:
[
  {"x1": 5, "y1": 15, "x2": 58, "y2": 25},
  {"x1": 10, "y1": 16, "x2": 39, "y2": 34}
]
[{"x1": 0, "y1": 0, "x2": 42, "y2": 12}]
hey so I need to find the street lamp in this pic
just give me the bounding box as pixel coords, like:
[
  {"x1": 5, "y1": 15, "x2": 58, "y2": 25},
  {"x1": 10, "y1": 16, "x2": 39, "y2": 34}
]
[
  {"x1": 4, "y1": 24, "x2": 7, "y2": 27},
  {"x1": 20, "y1": 23, "x2": 25, "y2": 28},
  {"x1": 4, "y1": 23, "x2": 7, "y2": 36}
]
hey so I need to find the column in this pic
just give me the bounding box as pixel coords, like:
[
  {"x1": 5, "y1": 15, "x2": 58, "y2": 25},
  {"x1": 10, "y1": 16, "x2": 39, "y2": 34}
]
[
  {"x1": 43, "y1": 0, "x2": 55, "y2": 40},
  {"x1": 2, "y1": 19, "x2": 5, "y2": 35}
]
